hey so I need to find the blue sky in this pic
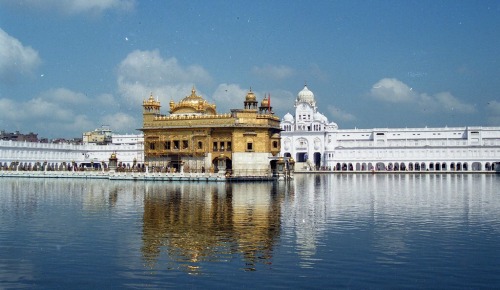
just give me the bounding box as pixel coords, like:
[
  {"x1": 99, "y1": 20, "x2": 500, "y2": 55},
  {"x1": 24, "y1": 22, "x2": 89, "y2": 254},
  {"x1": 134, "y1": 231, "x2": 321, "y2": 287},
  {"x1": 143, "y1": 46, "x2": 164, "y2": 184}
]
[{"x1": 1, "y1": 0, "x2": 499, "y2": 138}]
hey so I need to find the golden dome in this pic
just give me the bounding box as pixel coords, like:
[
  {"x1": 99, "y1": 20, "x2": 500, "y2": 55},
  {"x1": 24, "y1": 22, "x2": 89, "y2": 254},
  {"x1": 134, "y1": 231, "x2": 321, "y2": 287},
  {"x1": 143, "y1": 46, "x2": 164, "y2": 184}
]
[
  {"x1": 261, "y1": 96, "x2": 269, "y2": 107},
  {"x1": 245, "y1": 89, "x2": 257, "y2": 102},
  {"x1": 170, "y1": 87, "x2": 217, "y2": 115}
]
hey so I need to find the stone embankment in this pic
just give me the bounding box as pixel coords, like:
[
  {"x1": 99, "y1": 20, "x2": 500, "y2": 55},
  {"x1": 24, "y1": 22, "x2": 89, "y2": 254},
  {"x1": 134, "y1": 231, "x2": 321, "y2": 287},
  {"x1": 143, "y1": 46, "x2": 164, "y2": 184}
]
[{"x1": 0, "y1": 170, "x2": 276, "y2": 181}]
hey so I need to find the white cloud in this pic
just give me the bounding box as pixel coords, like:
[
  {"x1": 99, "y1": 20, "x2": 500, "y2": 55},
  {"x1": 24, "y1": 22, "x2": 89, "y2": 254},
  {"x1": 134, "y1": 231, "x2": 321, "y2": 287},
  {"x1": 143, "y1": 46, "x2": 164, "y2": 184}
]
[
  {"x1": 266, "y1": 89, "x2": 294, "y2": 114},
  {"x1": 434, "y1": 92, "x2": 476, "y2": 114},
  {"x1": 327, "y1": 105, "x2": 356, "y2": 122},
  {"x1": 0, "y1": 98, "x2": 18, "y2": 120},
  {"x1": 96, "y1": 93, "x2": 117, "y2": 107},
  {"x1": 211, "y1": 83, "x2": 248, "y2": 113},
  {"x1": 24, "y1": 97, "x2": 73, "y2": 120},
  {"x1": 370, "y1": 78, "x2": 476, "y2": 114},
  {"x1": 0, "y1": 88, "x2": 137, "y2": 138},
  {"x1": 117, "y1": 49, "x2": 212, "y2": 105},
  {"x1": 0, "y1": 28, "x2": 41, "y2": 83},
  {"x1": 371, "y1": 78, "x2": 416, "y2": 103},
  {"x1": 39, "y1": 87, "x2": 91, "y2": 105},
  {"x1": 4, "y1": 0, "x2": 135, "y2": 15},
  {"x1": 100, "y1": 112, "x2": 138, "y2": 133},
  {"x1": 251, "y1": 64, "x2": 295, "y2": 80}
]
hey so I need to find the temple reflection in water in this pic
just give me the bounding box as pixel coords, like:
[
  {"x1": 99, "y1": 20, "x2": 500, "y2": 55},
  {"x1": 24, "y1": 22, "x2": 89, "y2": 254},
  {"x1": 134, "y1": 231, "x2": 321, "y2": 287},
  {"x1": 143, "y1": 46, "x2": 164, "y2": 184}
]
[
  {"x1": 2, "y1": 174, "x2": 498, "y2": 282},
  {"x1": 141, "y1": 181, "x2": 287, "y2": 272}
]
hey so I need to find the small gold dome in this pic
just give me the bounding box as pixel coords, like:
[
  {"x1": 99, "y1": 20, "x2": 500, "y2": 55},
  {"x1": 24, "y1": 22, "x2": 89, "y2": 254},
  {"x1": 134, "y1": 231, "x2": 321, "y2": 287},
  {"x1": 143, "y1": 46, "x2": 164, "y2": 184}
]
[
  {"x1": 261, "y1": 96, "x2": 269, "y2": 107},
  {"x1": 245, "y1": 89, "x2": 256, "y2": 102}
]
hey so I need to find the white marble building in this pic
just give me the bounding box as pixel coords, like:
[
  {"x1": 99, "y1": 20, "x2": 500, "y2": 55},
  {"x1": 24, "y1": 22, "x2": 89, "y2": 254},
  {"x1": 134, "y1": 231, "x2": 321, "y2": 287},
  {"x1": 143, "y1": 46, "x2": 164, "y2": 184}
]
[
  {"x1": 281, "y1": 85, "x2": 500, "y2": 172},
  {"x1": 0, "y1": 134, "x2": 144, "y2": 170}
]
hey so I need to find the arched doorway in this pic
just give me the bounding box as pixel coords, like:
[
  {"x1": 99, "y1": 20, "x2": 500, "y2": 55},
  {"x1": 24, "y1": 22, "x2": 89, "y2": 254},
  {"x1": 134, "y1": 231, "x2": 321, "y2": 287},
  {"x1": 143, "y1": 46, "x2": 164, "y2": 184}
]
[
  {"x1": 296, "y1": 152, "x2": 307, "y2": 162},
  {"x1": 313, "y1": 152, "x2": 321, "y2": 170}
]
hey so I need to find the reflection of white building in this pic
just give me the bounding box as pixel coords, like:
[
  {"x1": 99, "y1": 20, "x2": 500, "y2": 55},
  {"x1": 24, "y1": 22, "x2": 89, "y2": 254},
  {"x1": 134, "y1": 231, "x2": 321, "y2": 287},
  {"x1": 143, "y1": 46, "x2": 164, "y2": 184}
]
[{"x1": 281, "y1": 85, "x2": 500, "y2": 172}]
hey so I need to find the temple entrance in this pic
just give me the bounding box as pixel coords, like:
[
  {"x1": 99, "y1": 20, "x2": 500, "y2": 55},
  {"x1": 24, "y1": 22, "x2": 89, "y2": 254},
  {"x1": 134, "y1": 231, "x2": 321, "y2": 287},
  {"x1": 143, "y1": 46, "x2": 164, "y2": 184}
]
[
  {"x1": 212, "y1": 157, "x2": 232, "y2": 173},
  {"x1": 296, "y1": 152, "x2": 307, "y2": 162},
  {"x1": 313, "y1": 152, "x2": 321, "y2": 169},
  {"x1": 170, "y1": 155, "x2": 182, "y2": 172}
]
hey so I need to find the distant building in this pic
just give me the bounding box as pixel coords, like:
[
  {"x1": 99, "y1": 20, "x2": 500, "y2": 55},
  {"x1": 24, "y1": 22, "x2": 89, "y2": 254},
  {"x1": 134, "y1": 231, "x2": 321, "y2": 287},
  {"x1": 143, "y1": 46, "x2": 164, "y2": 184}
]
[
  {"x1": 82, "y1": 125, "x2": 112, "y2": 145},
  {"x1": 140, "y1": 87, "x2": 281, "y2": 175},
  {"x1": 0, "y1": 130, "x2": 38, "y2": 142}
]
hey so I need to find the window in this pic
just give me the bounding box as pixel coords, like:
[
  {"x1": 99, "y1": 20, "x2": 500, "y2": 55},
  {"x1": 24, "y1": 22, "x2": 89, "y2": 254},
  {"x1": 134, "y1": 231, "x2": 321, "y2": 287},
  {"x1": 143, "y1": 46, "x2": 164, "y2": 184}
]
[
  {"x1": 247, "y1": 142, "x2": 253, "y2": 151},
  {"x1": 227, "y1": 141, "x2": 232, "y2": 151},
  {"x1": 220, "y1": 142, "x2": 224, "y2": 151},
  {"x1": 182, "y1": 140, "x2": 188, "y2": 149},
  {"x1": 198, "y1": 141, "x2": 203, "y2": 149},
  {"x1": 173, "y1": 140, "x2": 179, "y2": 150},
  {"x1": 273, "y1": 141, "x2": 278, "y2": 148},
  {"x1": 149, "y1": 142, "x2": 155, "y2": 150},
  {"x1": 165, "y1": 141, "x2": 171, "y2": 150},
  {"x1": 213, "y1": 142, "x2": 217, "y2": 151}
]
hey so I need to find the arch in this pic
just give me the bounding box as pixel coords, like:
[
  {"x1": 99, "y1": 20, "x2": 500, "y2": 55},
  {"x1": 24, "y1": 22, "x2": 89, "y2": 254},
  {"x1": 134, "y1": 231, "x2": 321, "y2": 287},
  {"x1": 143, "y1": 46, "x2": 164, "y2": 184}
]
[
  {"x1": 284, "y1": 152, "x2": 292, "y2": 158},
  {"x1": 368, "y1": 163, "x2": 374, "y2": 170},
  {"x1": 463, "y1": 162, "x2": 468, "y2": 171},
  {"x1": 313, "y1": 152, "x2": 321, "y2": 169},
  {"x1": 376, "y1": 162, "x2": 385, "y2": 171},
  {"x1": 429, "y1": 163, "x2": 435, "y2": 171},
  {"x1": 471, "y1": 162, "x2": 481, "y2": 171},
  {"x1": 409, "y1": 163, "x2": 414, "y2": 171},
  {"x1": 450, "y1": 163, "x2": 456, "y2": 171},
  {"x1": 415, "y1": 163, "x2": 421, "y2": 171},
  {"x1": 356, "y1": 163, "x2": 361, "y2": 171},
  {"x1": 421, "y1": 162, "x2": 426, "y2": 171},
  {"x1": 348, "y1": 163, "x2": 354, "y2": 171},
  {"x1": 296, "y1": 152, "x2": 307, "y2": 162},
  {"x1": 457, "y1": 163, "x2": 462, "y2": 171},
  {"x1": 485, "y1": 162, "x2": 491, "y2": 171}
]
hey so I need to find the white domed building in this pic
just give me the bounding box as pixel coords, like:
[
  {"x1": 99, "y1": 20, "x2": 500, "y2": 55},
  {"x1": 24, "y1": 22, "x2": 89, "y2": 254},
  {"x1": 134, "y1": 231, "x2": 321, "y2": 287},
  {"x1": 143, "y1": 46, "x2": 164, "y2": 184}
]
[
  {"x1": 280, "y1": 85, "x2": 338, "y2": 170},
  {"x1": 281, "y1": 85, "x2": 500, "y2": 172}
]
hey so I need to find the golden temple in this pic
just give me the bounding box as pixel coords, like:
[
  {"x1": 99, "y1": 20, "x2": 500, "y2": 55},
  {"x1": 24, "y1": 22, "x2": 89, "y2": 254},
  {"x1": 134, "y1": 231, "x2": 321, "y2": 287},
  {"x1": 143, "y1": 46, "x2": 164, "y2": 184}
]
[{"x1": 141, "y1": 87, "x2": 281, "y2": 176}]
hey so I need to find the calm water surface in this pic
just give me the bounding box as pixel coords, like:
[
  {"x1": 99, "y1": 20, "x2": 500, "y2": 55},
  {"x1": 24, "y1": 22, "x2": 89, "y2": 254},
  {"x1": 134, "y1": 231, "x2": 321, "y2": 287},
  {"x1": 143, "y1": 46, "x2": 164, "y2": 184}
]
[{"x1": 1, "y1": 174, "x2": 500, "y2": 289}]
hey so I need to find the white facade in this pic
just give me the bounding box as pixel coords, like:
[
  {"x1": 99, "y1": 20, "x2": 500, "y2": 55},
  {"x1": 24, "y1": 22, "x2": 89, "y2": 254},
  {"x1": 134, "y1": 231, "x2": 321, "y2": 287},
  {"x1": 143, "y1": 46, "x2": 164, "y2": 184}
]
[
  {"x1": 112, "y1": 134, "x2": 144, "y2": 145},
  {"x1": 0, "y1": 135, "x2": 144, "y2": 170},
  {"x1": 281, "y1": 85, "x2": 500, "y2": 172}
]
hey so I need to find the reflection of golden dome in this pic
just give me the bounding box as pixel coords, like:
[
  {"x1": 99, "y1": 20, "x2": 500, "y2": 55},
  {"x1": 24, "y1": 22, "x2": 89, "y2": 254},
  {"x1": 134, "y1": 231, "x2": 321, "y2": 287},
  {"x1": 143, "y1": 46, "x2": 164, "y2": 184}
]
[{"x1": 170, "y1": 87, "x2": 217, "y2": 115}]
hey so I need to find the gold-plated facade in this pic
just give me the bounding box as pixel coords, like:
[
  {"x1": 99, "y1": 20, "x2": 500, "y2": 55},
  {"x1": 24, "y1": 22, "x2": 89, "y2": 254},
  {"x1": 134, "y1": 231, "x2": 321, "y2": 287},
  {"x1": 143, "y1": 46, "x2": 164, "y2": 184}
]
[{"x1": 141, "y1": 88, "x2": 281, "y2": 174}]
